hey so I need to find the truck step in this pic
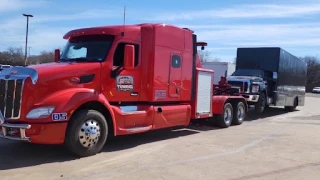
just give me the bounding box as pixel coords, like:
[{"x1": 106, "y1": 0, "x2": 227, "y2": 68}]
[
  {"x1": 120, "y1": 106, "x2": 146, "y2": 115},
  {"x1": 119, "y1": 125, "x2": 152, "y2": 133}
]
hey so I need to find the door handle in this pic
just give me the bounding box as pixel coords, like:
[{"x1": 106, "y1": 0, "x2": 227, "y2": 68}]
[{"x1": 176, "y1": 88, "x2": 180, "y2": 94}]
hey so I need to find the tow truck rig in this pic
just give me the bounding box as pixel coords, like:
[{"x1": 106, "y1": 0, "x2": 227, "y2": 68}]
[{"x1": 0, "y1": 23, "x2": 248, "y2": 157}]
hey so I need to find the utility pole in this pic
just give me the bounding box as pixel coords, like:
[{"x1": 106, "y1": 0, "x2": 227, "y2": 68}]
[
  {"x1": 28, "y1": 47, "x2": 31, "y2": 57},
  {"x1": 23, "y1": 13, "x2": 33, "y2": 66}
]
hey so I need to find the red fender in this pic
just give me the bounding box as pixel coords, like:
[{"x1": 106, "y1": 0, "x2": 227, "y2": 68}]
[
  {"x1": 28, "y1": 88, "x2": 117, "y2": 135},
  {"x1": 212, "y1": 96, "x2": 246, "y2": 114}
]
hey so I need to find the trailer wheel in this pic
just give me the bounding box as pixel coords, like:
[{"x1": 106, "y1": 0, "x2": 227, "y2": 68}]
[
  {"x1": 232, "y1": 101, "x2": 246, "y2": 125},
  {"x1": 254, "y1": 93, "x2": 266, "y2": 113},
  {"x1": 217, "y1": 103, "x2": 233, "y2": 128},
  {"x1": 65, "y1": 109, "x2": 108, "y2": 157},
  {"x1": 284, "y1": 97, "x2": 298, "y2": 112}
]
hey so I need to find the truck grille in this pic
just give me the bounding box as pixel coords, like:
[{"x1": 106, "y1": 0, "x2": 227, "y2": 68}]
[
  {"x1": 0, "y1": 79, "x2": 24, "y2": 119},
  {"x1": 228, "y1": 81, "x2": 248, "y2": 92}
]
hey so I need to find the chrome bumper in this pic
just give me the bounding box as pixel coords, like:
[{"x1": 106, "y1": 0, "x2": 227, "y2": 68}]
[
  {"x1": 246, "y1": 95, "x2": 260, "y2": 102},
  {"x1": 0, "y1": 111, "x2": 31, "y2": 142}
]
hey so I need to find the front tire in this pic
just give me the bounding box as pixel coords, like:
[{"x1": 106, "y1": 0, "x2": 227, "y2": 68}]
[
  {"x1": 254, "y1": 93, "x2": 266, "y2": 113},
  {"x1": 217, "y1": 103, "x2": 233, "y2": 128},
  {"x1": 65, "y1": 109, "x2": 108, "y2": 157}
]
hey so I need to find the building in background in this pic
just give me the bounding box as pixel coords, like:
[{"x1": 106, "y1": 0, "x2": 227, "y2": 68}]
[{"x1": 201, "y1": 61, "x2": 235, "y2": 85}]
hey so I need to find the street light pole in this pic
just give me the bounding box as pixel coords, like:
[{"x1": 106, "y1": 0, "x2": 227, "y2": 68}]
[{"x1": 23, "y1": 14, "x2": 33, "y2": 66}]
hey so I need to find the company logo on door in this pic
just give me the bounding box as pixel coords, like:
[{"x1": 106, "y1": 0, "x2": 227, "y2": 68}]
[{"x1": 116, "y1": 75, "x2": 134, "y2": 91}]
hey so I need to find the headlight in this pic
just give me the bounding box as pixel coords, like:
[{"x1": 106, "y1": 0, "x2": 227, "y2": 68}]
[
  {"x1": 251, "y1": 85, "x2": 259, "y2": 93},
  {"x1": 26, "y1": 106, "x2": 55, "y2": 119}
]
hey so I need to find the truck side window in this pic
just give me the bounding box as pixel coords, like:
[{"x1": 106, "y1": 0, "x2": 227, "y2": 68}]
[
  {"x1": 113, "y1": 43, "x2": 139, "y2": 67},
  {"x1": 172, "y1": 55, "x2": 181, "y2": 68}
]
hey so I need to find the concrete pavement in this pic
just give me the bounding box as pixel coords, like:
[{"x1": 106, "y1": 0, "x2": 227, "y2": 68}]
[{"x1": 0, "y1": 94, "x2": 320, "y2": 180}]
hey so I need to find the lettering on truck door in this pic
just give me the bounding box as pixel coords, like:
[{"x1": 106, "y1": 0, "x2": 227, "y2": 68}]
[
  {"x1": 168, "y1": 54, "x2": 182, "y2": 99},
  {"x1": 108, "y1": 42, "x2": 141, "y2": 102}
]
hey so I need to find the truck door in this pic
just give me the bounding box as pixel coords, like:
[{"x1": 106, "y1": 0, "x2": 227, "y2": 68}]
[
  {"x1": 168, "y1": 54, "x2": 182, "y2": 99},
  {"x1": 107, "y1": 42, "x2": 141, "y2": 102}
]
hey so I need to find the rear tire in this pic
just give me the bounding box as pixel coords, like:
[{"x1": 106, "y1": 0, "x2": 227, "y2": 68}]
[
  {"x1": 232, "y1": 101, "x2": 246, "y2": 125},
  {"x1": 284, "y1": 97, "x2": 298, "y2": 112},
  {"x1": 217, "y1": 103, "x2": 233, "y2": 128},
  {"x1": 64, "y1": 109, "x2": 108, "y2": 157}
]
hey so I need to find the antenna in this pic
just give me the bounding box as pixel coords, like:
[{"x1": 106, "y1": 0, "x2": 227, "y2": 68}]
[{"x1": 121, "y1": 6, "x2": 126, "y2": 37}]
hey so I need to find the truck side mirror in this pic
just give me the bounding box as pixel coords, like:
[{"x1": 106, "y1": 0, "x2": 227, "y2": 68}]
[
  {"x1": 54, "y1": 49, "x2": 60, "y2": 62},
  {"x1": 273, "y1": 72, "x2": 278, "y2": 80},
  {"x1": 124, "y1": 44, "x2": 135, "y2": 70}
]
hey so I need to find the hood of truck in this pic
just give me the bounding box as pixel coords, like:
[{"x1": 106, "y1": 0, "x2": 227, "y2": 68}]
[
  {"x1": 27, "y1": 62, "x2": 101, "y2": 103},
  {"x1": 0, "y1": 62, "x2": 102, "y2": 121},
  {"x1": 29, "y1": 62, "x2": 100, "y2": 82},
  {"x1": 227, "y1": 75, "x2": 263, "y2": 82}
]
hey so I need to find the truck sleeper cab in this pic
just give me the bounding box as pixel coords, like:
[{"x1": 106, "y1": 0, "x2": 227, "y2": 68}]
[{"x1": 0, "y1": 23, "x2": 248, "y2": 157}]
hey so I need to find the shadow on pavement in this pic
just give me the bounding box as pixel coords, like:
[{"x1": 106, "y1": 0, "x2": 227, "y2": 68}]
[
  {"x1": 0, "y1": 127, "x2": 200, "y2": 170},
  {"x1": 0, "y1": 107, "x2": 294, "y2": 170},
  {"x1": 245, "y1": 107, "x2": 294, "y2": 121},
  {"x1": 102, "y1": 127, "x2": 200, "y2": 153}
]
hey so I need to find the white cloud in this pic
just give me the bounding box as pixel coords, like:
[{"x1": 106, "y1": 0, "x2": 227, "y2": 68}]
[
  {"x1": 32, "y1": 9, "x2": 124, "y2": 23},
  {"x1": 149, "y1": 3, "x2": 320, "y2": 21},
  {"x1": 0, "y1": 0, "x2": 47, "y2": 12},
  {"x1": 189, "y1": 23, "x2": 320, "y2": 61},
  {"x1": 0, "y1": 6, "x2": 128, "y2": 33},
  {"x1": 1, "y1": 24, "x2": 88, "y2": 53},
  {"x1": 0, "y1": 9, "x2": 123, "y2": 29},
  {"x1": 0, "y1": 27, "x2": 68, "y2": 53},
  {"x1": 28, "y1": 28, "x2": 71, "y2": 53},
  {"x1": 0, "y1": 8, "x2": 126, "y2": 53},
  {"x1": 1, "y1": 2, "x2": 319, "y2": 60},
  {"x1": 194, "y1": 23, "x2": 320, "y2": 46},
  {"x1": 2, "y1": 22, "x2": 319, "y2": 58}
]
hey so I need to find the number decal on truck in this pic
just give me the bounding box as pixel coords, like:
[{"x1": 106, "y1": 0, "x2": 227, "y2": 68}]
[{"x1": 52, "y1": 113, "x2": 68, "y2": 121}]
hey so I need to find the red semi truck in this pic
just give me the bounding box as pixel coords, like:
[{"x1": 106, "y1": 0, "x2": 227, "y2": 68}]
[{"x1": 0, "y1": 23, "x2": 247, "y2": 157}]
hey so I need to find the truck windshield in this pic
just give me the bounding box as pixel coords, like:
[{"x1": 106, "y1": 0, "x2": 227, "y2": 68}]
[
  {"x1": 232, "y1": 69, "x2": 264, "y2": 78},
  {"x1": 60, "y1": 35, "x2": 114, "y2": 62}
]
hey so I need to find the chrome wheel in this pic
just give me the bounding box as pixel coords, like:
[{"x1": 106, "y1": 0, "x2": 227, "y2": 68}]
[
  {"x1": 79, "y1": 119, "x2": 101, "y2": 148},
  {"x1": 217, "y1": 103, "x2": 233, "y2": 128},
  {"x1": 237, "y1": 104, "x2": 245, "y2": 122},
  {"x1": 224, "y1": 106, "x2": 232, "y2": 124}
]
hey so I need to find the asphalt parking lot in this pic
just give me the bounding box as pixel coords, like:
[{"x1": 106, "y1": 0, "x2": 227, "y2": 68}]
[{"x1": 0, "y1": 93, "x2": 320, "y2": 180}]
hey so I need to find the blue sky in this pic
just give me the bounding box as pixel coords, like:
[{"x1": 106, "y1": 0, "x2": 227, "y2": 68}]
[{"x1": 0, "y1": 0, "x2": 319, "y2": 62}]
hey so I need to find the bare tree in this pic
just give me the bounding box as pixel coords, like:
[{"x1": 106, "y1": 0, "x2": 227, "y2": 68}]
[
  {"x1": 38, "y1": 51, "x2": 55, "y2": 64},
  {"x1": 198, "y1": 50, "x2": 212, "y2": 62},
  {"x1": 298, "y1": 56, "x2": 320, "y2": 92},
  {"x1": 0, "y1": 47, "x2": 57, "y2": 66},
  {"x1": 0, "y1": 47, "x2": 24, "y2": 66},
  {"x1": 197, "y1": 50, "x2": 221, "y2": 62},
  {"x1": 300, "y1": 56, "x2": 320, "y2": 82},
  {"x1": 212, "y1": 57, "x2": 221, "y2": 62}
]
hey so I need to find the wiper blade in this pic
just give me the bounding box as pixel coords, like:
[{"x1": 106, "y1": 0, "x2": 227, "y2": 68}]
[{"x1": 59, "y1": 58, "x2": 89, "y2": 62}]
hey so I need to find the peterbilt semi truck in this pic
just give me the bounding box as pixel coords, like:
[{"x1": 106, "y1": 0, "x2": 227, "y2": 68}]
[
  {"x1": 0, "y1": 23, "x2": 248, "y2": 157},
  {"x1": 227, "y1": 47, "x2": 307, "y2": 113}
]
